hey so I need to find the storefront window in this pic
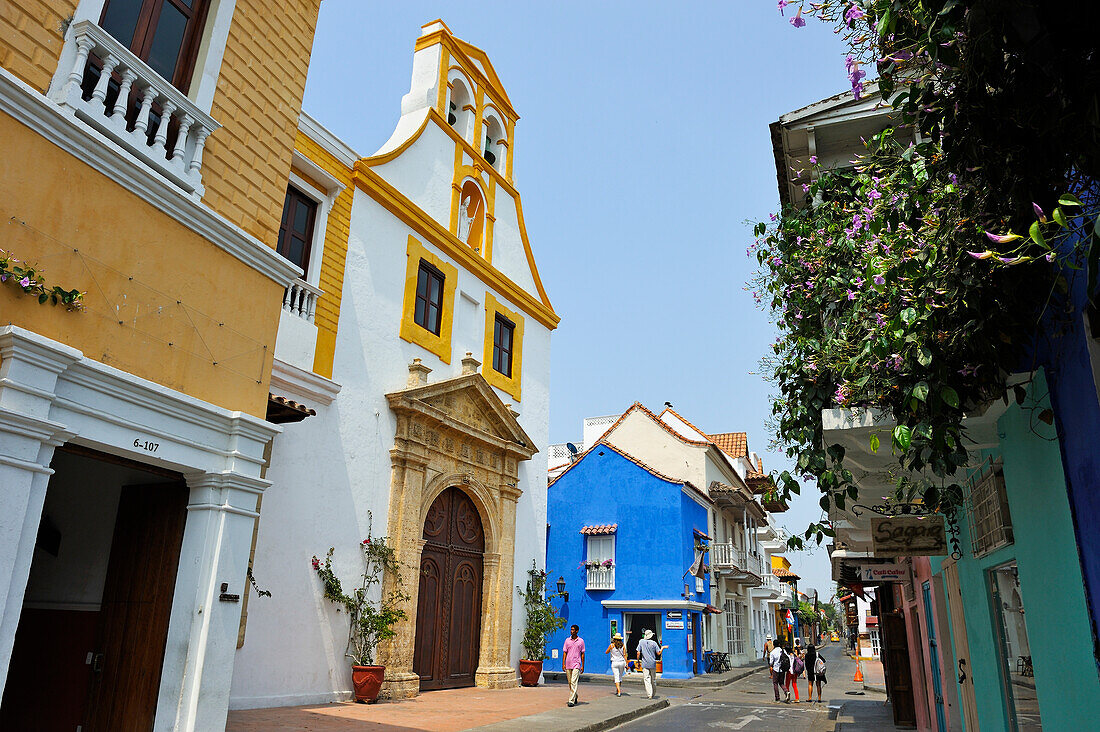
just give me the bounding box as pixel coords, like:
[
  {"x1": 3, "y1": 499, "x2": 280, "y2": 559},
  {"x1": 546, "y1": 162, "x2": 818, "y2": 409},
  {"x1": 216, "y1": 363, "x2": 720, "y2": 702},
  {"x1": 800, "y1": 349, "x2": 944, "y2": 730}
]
[{"x1": 989, "y1": 562, "x2": 1041, "y2": 731}]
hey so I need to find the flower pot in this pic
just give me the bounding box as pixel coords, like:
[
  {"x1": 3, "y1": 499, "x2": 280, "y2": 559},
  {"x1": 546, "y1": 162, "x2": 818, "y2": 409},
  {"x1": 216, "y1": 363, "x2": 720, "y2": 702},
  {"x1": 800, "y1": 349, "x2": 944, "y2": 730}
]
[
  {"x1": 518, "y1": 658, "x2": 543, "y2": 686},
  {"x1": 352, "y1": 665, "x2": 385, "y2": 703}
]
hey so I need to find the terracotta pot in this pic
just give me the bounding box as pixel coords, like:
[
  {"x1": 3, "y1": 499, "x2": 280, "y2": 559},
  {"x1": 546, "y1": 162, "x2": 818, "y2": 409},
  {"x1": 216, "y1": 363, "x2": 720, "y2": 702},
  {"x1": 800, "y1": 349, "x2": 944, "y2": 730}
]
[
  {"x1": 352, "y1": 665, "x2": 385, "y2": 703},
  {"x1": 518, "y1": 658, "x2": 543, "y2": 686}
]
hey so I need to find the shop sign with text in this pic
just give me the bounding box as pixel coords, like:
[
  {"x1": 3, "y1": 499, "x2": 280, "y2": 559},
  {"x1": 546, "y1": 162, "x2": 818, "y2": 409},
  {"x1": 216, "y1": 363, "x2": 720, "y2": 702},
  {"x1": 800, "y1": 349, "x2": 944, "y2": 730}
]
[
  {"x1": 858, "y1": 563, "x2": 910, "y2": 582},
  {"x1": 871, "y1": 514, "x2": 947, "y2": 557}
]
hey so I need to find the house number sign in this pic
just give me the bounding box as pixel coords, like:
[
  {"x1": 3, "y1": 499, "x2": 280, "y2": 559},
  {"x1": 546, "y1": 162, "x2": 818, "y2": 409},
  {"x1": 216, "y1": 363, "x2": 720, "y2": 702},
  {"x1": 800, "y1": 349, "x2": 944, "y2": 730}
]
[
  {"x1": 133, "y1": 437, "x2": 160, "y2": 453},
  {"x1": 871, "y1": 514, "x2": 947, "y2": 557}
]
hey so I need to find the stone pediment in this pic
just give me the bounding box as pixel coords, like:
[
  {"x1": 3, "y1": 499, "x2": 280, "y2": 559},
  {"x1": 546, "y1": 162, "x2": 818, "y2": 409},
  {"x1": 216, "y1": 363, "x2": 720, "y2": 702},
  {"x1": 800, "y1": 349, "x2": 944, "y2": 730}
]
[{"x1": 386, "y1": 371, "x2": 536, "y2": 460}]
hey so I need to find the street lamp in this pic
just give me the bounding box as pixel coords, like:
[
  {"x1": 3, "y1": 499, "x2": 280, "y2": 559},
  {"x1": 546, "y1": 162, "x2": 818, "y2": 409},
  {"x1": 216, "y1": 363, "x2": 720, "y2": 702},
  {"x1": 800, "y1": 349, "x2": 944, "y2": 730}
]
[{"x1": 556, "y1": 576, "x2": 569, "y2": 602}]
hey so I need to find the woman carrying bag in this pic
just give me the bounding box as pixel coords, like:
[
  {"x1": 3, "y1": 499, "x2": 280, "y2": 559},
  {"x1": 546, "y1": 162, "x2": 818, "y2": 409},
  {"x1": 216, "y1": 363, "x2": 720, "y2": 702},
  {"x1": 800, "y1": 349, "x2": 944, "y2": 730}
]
[{"x1": 604, "y1": 633, "x2": 629, "y2": 697}]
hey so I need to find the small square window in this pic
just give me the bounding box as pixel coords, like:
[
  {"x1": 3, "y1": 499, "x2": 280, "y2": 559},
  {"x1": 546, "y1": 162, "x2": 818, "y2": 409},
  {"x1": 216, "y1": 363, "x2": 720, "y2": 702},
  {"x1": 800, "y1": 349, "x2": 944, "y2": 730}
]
[
  {"x1": 414, "y1": 260, "x2": 445, "y2": 335},
  {"x1": 493, "y1": 313, "x2": 514, "y2": 377}
]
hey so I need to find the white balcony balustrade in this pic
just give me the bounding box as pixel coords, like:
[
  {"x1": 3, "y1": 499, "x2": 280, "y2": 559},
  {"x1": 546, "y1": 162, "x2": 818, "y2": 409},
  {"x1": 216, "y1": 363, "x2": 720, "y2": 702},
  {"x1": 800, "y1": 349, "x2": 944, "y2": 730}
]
[
  {"x1": 50, "y1": 20, "x2": 220, "y2": 195},
  {"x1": 711, "y1": 542, "x2": 738, "y2": 569},
  {"x1": 586, "y1": 565, "x2": 615, "y2": 590},
  {"x1": 284, "y1": 279, "x2": 321, "y2": 323}
]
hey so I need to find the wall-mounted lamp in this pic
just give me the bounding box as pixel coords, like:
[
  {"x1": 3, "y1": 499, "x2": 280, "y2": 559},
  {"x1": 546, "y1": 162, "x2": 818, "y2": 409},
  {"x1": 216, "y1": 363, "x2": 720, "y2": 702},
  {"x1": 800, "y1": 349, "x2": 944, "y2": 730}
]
[{"x1": 557, "y1": 576, "x2": 569, "y2": 602}]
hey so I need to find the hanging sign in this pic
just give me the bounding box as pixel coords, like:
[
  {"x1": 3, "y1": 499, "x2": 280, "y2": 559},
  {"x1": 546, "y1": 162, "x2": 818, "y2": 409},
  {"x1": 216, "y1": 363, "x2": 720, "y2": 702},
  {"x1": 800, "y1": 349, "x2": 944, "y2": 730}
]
[
  {"x1": 858, "y1": 563, "x2": 910, "y2": 583},
  {"x1": 871, "y1": 514, "x2": 947, "y2": 557}
]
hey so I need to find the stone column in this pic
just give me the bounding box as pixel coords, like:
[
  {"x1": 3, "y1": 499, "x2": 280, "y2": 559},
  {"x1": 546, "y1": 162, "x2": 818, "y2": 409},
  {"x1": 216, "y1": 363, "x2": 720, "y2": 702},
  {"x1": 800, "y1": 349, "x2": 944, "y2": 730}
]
[
  {"x1": 475, "y1": 484, "x2": 520, "y2": 688},
  {"x1": 166, "y1": 471, "x2": 267, "y2": 732},
  {"x1": 0, "y1": 327, "x2": 79, "y2": 686},
  {"x1": 377, "y1": 431, "x2": 429, "y2": 699}
]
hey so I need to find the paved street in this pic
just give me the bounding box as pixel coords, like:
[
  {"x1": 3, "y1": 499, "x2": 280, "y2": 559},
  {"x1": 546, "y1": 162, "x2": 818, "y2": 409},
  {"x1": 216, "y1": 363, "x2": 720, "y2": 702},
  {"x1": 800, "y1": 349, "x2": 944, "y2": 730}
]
[{"x1": 612, "y1": 649, "x2": 896, "y2": 732}]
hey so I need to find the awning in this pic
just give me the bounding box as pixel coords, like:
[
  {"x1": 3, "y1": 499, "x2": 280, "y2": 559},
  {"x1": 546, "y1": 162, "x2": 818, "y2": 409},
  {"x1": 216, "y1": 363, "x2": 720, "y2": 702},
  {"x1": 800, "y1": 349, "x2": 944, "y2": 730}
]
[
  {"x1": 580, "y1": 524, "x2": 617, "y2": 535},
  {"x1": 693, "y1": 529, "x2": 712, "y2": 540},
  {"x1": 704, "y1": 604, "x2": 722, "y2": 614},
  {"x1": 266, "y1": 393, "x2": 317, "y2": 424}
]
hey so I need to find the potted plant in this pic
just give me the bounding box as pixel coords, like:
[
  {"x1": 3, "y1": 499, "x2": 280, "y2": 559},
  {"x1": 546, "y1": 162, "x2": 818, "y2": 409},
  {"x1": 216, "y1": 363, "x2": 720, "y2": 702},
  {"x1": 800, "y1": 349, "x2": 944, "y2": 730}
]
[
  {"x1": 312, "y1": 514, "x2": 409, "y2": 703},
  {"x1": 600, "y1": 559, "x2": 614, "y2": 569},
  {"x1": 516, "y1": 561, "x2": 565, "y2": 686}
]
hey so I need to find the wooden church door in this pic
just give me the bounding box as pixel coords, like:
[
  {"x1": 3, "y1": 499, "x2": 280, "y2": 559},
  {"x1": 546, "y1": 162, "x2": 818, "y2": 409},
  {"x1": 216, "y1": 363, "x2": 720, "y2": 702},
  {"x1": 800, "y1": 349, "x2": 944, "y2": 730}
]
[{"x1": 413, "y1": 487, "x2": 485, "y2": 690}]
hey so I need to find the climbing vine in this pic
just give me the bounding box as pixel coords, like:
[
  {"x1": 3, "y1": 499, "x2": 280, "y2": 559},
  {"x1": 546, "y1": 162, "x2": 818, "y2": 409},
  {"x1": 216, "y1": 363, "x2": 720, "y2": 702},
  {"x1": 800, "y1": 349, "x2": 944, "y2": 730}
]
[
  {"x1": 0, "y1": 248, "x2": 84, "y2": 309},
  {"x1": 758, "y1": 1, "x2": 1100, "y2": 547}
]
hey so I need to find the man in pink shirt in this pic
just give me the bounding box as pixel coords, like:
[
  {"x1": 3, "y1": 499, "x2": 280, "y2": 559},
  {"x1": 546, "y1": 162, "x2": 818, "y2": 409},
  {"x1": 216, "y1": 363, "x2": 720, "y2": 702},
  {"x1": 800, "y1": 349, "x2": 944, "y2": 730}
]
[{"x1": 562, "y1": 624, "x2": 585, "y2": 706}]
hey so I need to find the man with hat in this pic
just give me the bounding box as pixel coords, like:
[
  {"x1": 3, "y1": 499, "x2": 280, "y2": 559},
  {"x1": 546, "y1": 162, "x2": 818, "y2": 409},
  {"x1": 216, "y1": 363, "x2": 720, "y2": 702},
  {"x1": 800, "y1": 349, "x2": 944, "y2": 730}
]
[{"x1": 636, "y1": 629, "x2": 668, "y2": 699}]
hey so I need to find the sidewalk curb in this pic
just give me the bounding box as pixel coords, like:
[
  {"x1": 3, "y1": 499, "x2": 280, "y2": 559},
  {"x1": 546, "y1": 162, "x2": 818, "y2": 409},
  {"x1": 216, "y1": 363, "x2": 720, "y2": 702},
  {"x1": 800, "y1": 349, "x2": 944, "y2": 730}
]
[
  {"x1": 468, "y1": 697, "x2": 669, "y2": 732},
  {"x1": 542, "y1": 665, "x2": 761, "y2": 689}
]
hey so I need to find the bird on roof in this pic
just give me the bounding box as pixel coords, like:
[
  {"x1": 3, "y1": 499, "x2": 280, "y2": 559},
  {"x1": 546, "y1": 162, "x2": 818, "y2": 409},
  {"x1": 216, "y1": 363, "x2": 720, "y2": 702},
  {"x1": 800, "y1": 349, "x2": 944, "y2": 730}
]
[{"x1": 664, "y1": 401, "x2": 673, "y2": 409}]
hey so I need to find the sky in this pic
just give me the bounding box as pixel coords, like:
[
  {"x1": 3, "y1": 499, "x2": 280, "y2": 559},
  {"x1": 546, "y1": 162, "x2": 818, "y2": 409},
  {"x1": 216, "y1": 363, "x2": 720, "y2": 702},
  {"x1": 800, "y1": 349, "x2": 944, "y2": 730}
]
[{"x1": 302, "y1": 1, "x2": 852, "y2": 599}]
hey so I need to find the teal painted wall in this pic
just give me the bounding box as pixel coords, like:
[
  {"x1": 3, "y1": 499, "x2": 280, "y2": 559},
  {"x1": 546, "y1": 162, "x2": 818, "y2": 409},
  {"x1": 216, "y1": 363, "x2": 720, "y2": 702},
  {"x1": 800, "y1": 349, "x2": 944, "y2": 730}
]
[{"x1": 933, "y1": 371, "x2": 1099, "y2": 730}]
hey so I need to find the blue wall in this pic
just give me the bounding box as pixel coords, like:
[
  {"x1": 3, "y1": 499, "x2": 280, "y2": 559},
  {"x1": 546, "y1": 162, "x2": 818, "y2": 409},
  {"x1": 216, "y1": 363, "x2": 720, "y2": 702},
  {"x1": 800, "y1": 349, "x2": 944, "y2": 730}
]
[
  {"x1": 546, "y1": 445, "x2": 711, "y2": 679},
  {"x1": 1041, "y1": 234, "x2": 1100, "y2": 656}
]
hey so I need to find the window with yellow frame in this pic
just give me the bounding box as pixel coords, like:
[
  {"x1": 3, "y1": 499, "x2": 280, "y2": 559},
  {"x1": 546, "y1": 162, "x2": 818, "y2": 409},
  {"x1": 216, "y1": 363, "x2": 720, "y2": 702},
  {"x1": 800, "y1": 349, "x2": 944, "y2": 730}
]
[
  {"x1": 483, "y1": 292, "x2": 523, "y2": 401},
  {"x1": 400, "y1": 236, "x2": 457, "y2": 363}
]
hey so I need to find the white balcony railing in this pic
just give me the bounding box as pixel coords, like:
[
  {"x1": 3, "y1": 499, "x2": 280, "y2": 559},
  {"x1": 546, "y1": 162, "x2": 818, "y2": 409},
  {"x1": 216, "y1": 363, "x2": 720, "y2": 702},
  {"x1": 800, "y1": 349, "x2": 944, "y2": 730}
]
[
  {"x1": 284, "y1": 279, "x2": 322, "y2": 323},
  {"x1": 586, "y1": 566, "x2": 615, "y2": 590},
  {"x1": 711, "y1": 542, "x2": 737, "y2": 569},
  {"x1": 51, "y1": 20, "x2": 220, "y2": 195}
]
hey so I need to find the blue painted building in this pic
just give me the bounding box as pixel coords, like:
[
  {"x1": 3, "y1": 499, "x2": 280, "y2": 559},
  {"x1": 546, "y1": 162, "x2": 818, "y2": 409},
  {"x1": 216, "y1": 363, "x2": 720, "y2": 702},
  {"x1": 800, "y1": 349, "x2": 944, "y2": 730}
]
[{"x1": 546, "y1": 442, "x2": 714, "y2": 679}]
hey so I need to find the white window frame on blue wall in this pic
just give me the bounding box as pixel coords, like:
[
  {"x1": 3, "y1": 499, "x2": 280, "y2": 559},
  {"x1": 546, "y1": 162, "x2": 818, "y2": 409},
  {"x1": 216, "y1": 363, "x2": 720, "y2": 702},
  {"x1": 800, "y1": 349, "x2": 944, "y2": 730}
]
[{"x1": 585, "y1": 534, "x2": 615, "y2": 590}]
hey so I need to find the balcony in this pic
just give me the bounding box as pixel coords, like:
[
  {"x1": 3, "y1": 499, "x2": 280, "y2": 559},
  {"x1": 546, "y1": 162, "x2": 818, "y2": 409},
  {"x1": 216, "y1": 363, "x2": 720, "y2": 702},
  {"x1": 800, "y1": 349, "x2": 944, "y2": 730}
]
[
  {"x1": 274, "y1": 279, "x2": 322, "y2": 373},
  {"x1": 50, "y1": 20, "x2": 220, "y2": 195},
  {"x1": 710, "y1": 544, "x2": 763, "y2": 587},
  {"x1": 586, "y1": 565, "x2": 615, "y2": 590}
]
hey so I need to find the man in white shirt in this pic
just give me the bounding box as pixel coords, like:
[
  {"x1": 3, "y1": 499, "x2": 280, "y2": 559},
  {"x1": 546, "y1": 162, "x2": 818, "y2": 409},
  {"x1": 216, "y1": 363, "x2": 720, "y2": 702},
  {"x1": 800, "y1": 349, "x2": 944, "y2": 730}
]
[{"x1": 769, "y1": 643, "x2": 785, "y2": 702}]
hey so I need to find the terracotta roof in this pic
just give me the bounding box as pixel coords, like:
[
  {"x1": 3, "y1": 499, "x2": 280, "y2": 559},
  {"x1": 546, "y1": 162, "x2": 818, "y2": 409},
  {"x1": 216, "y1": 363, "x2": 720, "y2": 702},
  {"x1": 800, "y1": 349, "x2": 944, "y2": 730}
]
[
  {"x1": 657, "y1": 406, "x2": 714, "y2": 443},
  {"x1": 580, "y1": 524, "x2": 617, "y2": 535},
  {"x1": 773, "y1": 567, "x2": 801, "y2": 580},
  {"x1": 708, "y1": 432, "x2": 748, "y2": 459},
  {"x1": 266, "y1": 393, "x2": 317, "y2": 424}
]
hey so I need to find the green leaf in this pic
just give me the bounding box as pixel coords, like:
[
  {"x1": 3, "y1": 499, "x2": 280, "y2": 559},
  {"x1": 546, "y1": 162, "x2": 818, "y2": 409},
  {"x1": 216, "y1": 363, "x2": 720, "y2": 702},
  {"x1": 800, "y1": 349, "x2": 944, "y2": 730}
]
[
  {"x1": 901, "y1": 307, "x2": 917, "y2": 326},
  {"x1": 892, "y1": 425, "x2": 912, "y2": 451},
  {"x1": 1029, "y1": 220, "x2": 1046, "y2": 248},
  {"x1": 917, "y1": 346, "x2": 932, "y2": 367},
  {"x1": 869, "y1": 433, "x2": 881, "y2": 453},
  {"x1": 819, "y1": 495, "x2": 831, "y2": 512},
  {"x1": 912, "y1": 382, "x2": 929, "y2": 402},
  {"x1": 941, "y1": 386, "x2": 960, "y2": 409},
  {"x1": 1058, "y1": 193, "x2": 1083, "y2": 207},
  {"x1": 1053, "y1": 207, "x2": 1068, "y2": 228}
]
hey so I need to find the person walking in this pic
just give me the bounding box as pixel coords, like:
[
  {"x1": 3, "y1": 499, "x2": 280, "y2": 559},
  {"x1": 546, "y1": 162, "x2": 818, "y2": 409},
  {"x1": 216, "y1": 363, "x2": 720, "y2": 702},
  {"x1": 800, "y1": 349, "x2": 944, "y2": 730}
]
[
  {"x1": 805, "y1": 644, "x2": 827, "y2": 703},
  {"x1": 787, "y1": 645, "x2": 803, "y2": 703},
  {"x1": 770, "y1": 641, "x2": 788, "y2": 702},
  {"x1": 636, "y1": 629, "x2": 667, "y2": 699},
  {"x1": 562, "y1": 624, "x2": 585, "y2": 707},
  {"x1": 763, "y1": 634, "x2": 773, "y2": 662},
  {"x1": 605, "y1": 633, "x2": 628, "y2": 697}
]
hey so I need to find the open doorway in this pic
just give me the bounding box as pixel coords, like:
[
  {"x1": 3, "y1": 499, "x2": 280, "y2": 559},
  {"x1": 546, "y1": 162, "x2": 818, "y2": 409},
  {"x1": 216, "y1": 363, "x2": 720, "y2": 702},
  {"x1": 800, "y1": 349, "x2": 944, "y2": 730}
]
[
  {"x1": 0, "y1": 445, "x2": 188, "y2": 731},
  {"x1": 624, "y1": 612, "x2": 661, "y2": 660}
]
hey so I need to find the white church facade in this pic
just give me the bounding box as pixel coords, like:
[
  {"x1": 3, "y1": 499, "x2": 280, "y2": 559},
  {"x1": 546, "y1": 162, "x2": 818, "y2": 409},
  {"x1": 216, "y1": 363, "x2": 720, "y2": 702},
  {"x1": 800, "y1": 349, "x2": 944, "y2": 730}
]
[{"x1": 229, "y1": 20, "x2": 558, "y2": 707}]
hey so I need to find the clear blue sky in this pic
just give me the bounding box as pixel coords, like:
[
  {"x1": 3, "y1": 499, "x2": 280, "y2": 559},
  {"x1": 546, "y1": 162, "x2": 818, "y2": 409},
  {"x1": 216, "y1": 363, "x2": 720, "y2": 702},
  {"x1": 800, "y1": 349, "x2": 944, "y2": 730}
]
[{"x1": 302, "y1": 1, "x2": 851, "y2": 599}]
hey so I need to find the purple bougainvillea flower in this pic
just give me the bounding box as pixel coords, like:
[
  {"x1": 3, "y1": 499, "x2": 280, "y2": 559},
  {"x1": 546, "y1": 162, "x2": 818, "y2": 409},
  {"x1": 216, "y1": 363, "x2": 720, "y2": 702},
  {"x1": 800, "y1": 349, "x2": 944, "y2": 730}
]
[
  {"x1": 968, "y1": 250, "x2": 994, "y2": 260},
  {"x1": 853, "y1": 277, "x2": 865, "y2": 288},
  {"x1": 777, "y1": 0, "x2": 791, "y2": 14},
  {"x1": 809, "y1": 155, "x2": 818, "y2": 164},
  {"x1": 844, "y1": 4, "x2": 866, "y2": 25},
  {"x1": 846, "y1": 289, "x2": 856, "y2": 301},
  {"x1": 18, "y1": 276, "x2": 31, "y2": 287},
  {"x1": 790, "y1": 7, "x2": 806, "y2": 27},
  {"x1": 984, "y1": 231, "x2": 1022, "y2": 245},
  {"x1": 873, "y1": 274, "x2": 885, "y2": 285},
  {"x1": 1031, "y1": 202, "x2": 1047, "y2": 223},
  {"x1": 997, "y1": 256, "x2": 1024, "y2": 265}
]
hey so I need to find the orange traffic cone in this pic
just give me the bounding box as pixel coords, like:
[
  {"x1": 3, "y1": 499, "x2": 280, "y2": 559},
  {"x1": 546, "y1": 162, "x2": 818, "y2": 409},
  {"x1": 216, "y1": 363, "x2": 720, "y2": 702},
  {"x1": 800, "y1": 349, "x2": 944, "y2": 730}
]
[{"x1": 853, "y1": 660, "x2": 864, "y2": 683}]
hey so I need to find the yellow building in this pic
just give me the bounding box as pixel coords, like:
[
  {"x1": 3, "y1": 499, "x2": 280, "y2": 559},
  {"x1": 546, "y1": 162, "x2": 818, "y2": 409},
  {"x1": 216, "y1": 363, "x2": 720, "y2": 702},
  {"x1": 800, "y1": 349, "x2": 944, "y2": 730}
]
[
  {"x1": 0, "y1": 1, "x2": 323, "y2": 729},
  {"x1": 229, "y1": 20, "x2": 560, "y2": 705}
]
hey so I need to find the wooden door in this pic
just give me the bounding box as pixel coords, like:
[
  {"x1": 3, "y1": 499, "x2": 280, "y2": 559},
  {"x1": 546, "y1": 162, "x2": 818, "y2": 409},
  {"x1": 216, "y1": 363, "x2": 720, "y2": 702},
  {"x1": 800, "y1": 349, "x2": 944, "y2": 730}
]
[
  {"x1": 882, "y1": 608, "x2": 918, "y2": 728},
  {"x1": 86, "y1": 482, "x2": 188, "y2": 731},
  {"x1": 413, "y1": 487, "x2": 485, "y2": 690},
  {"x1": 942, "y1": 559, "x2": 980, "y2": 731}
]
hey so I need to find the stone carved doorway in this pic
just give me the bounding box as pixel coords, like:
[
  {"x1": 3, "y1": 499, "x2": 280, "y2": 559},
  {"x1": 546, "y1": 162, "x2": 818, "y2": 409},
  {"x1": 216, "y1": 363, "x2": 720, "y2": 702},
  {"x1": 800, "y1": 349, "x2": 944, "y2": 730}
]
[
  {"x1": 376, "y1": 361, "x2": 537, "y2": 698},
  {"x1": 413, "y1": 486, "x2": 485, "y2": 690}
]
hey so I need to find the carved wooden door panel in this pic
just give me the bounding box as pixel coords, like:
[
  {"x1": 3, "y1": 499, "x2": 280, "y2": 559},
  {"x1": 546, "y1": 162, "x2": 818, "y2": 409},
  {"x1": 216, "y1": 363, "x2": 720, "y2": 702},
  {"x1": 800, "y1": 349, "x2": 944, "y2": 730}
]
[{"x1": 414, "y1": 487, "x2": 484, "y2": 690}]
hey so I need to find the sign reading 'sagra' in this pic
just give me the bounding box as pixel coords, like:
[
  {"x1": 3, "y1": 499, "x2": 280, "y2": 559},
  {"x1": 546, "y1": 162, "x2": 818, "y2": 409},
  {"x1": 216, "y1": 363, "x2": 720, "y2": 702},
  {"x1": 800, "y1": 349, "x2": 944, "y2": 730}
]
[{"x1": 871, "y1": 515, "x2": 948, "y2": 557}]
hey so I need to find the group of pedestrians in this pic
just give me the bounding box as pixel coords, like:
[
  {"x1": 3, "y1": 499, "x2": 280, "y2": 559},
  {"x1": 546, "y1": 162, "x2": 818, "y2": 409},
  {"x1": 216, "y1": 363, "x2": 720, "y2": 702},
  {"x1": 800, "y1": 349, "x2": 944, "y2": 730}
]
[
  {"x1": 764, "y1": 634, "x2": 826, "y2": 704},
  {"x1": 561, "y1": 624, "x2": 669, "y2": 706}
]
